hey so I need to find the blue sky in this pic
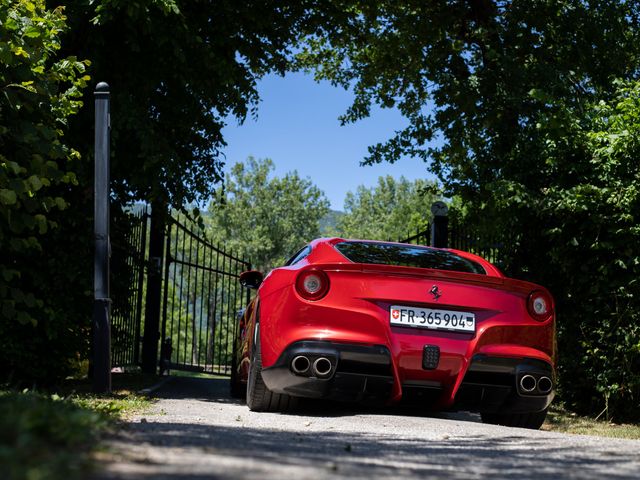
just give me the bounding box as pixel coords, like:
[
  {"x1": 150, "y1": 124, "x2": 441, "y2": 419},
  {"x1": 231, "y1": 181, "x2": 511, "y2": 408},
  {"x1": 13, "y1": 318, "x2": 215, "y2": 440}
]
[{"x1": 221, "y1": 72, "x2": 435, "y2": 210}]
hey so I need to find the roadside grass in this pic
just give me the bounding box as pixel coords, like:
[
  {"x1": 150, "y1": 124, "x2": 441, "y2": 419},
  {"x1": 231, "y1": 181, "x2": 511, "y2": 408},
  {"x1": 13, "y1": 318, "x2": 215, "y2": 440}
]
[
  {"x1": 0, "y1": 373, "x2": 155, "y2": 480},
  {"x1": 170, "y1": 369, "x2": 227, "y2": 380},
  {"x1": 543, "y1": 405, "x2": 640, "y2": 440}
]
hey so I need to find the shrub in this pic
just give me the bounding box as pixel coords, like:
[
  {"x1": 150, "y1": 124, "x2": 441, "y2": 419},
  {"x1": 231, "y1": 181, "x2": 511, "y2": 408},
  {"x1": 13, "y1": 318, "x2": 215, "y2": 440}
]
[{"x1": 0, "y1": 0, "x2": 90, "y2": 383}]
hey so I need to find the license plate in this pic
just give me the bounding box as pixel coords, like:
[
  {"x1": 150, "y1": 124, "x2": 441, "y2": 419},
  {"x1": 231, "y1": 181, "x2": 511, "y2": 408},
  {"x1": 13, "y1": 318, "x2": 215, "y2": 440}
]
[{"x1": 389, "y1": 305, "x2": 475, "y2": 333}]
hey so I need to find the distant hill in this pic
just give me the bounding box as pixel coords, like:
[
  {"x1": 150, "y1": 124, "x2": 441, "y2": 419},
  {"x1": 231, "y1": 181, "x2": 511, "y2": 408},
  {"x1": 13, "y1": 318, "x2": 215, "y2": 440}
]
[{"x1": 319, "y1": 209, "x2": 345, "y2": 236}]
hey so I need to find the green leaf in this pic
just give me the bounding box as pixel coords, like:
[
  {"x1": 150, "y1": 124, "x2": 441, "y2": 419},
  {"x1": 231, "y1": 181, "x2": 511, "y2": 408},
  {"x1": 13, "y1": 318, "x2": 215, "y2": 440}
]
[
  {"x1": 4, "y1": 17, "x2": 19, "y2": 31},
  {"x1": 34, "y1": 214, "x2": 47, "y2": 234},
  {"x1": 28, "y1": 175, "x2": 44, "y2": 191},
  {"x1": 16, "y1": 310, "x2": 34, "y2": 326},
  {"x1": 0, "y1": 189, "x2": 17, "y2": 205},
  {"x1": 1, "y1": 269, "x2": 20, "y2": 282},
  {"x1": 4, "y1": 161, "x2": 22, "y2": 174},
  {"x1": 23, "y1": 26, "x2": 41, "y2": 38},
  {"x1": 54, "y1": 197, "x2": 67, "y2": 210}
]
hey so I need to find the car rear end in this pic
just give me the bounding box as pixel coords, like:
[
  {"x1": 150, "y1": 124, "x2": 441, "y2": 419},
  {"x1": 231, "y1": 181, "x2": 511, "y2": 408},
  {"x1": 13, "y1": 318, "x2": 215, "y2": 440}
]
[{"x1": 258, "y1": 239, "x2": 556, "y2": 418}]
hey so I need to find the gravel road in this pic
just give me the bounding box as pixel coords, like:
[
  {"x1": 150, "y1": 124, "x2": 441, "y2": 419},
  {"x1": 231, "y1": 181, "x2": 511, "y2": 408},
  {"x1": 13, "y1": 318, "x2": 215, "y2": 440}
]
[{"x1": 95, "y1": 376, "x2": 640, "y2": 479}]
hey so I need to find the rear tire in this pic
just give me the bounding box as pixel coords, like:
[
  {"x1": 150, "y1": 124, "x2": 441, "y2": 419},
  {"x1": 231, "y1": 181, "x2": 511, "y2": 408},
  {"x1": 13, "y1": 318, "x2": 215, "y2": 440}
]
[
  {"x1": 246, "y1": 325, "x2": 297, "y2": 412},
  {"x1": 229, "y1": 351, "x2": 246, "y2": 399},
  {"x1": 481, "y1": 408, "x2": 548, "y2": 429}
]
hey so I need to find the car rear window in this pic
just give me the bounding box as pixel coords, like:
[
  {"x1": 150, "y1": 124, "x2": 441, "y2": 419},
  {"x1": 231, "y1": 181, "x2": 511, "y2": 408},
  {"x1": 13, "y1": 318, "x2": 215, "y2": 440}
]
[
  {"x1": 335, "y1": 241, "x2": 486, "y2": 275},
  {"x1": 285, "y1": 245, "x2": 311, "y2": 266}
]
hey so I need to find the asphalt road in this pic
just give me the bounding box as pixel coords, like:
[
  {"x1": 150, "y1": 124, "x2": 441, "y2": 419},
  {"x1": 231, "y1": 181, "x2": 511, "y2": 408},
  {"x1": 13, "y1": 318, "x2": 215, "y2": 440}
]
[{"x1": 95, "y1": 376, "x2": 640, "y2": 479}]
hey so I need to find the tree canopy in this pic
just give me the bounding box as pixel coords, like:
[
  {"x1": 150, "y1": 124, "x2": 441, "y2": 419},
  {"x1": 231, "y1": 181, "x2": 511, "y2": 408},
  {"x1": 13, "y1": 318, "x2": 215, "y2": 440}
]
[
  {"x1": 61, "y1": 0, "x2": 327, "y2": 207},
  {"x1": 206, "y1": 158, "x2": 330, "y2": 271},
  {"x1": 299, "y1": 1, "x2": 640, "y2": 198}
]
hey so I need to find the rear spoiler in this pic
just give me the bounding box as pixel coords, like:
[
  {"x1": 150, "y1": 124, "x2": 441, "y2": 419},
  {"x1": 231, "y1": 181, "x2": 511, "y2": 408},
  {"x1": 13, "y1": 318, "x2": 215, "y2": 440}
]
[{"x1": 307, "y1": 262, "x2": 548, "y2": 297}]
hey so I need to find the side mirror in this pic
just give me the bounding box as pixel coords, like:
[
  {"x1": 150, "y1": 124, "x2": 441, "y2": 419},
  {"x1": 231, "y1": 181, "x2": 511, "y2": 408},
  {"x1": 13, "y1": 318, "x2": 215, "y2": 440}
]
[{"x1": 239, "y1": 270, "x2": 263, "y2": 289}]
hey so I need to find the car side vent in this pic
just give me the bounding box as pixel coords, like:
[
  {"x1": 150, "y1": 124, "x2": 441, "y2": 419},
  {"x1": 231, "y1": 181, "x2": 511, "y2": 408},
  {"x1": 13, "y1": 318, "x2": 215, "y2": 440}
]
[{"x1": 422, "y1": 345, "x2": 440, "y2": 370}]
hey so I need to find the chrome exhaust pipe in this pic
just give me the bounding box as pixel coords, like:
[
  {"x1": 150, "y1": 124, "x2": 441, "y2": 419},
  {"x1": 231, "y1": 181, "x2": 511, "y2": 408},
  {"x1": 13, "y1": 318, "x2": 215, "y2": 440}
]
[
  {"x1": 312, "y1": 357, "x2": 333, "y2": 377},
  {"x1": 538, "y1": 376, "x2": 553, "y2": 394},
  {"x1": 519, "y1": 374, "x2": 537, "y2": 393},
  {"x1": 291, "y1": 355, "x2": 310, "y2": 374}
]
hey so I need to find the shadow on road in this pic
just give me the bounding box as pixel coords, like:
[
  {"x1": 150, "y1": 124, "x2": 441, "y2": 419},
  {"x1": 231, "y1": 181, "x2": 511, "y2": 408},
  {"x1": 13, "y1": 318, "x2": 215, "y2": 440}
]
[
  {"x1": 152, "y1": 376, "x2": 245, "y2": 405},
  {"x1": 153, "y1": 376, "x2": 482, "y2": 423},
  {"x1": 99, "y1": 418, "x2": 635, "y2": 479}
]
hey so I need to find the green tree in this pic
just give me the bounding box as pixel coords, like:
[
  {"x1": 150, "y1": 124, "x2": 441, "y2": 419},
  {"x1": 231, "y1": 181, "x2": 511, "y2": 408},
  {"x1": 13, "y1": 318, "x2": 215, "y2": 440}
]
[
  {"x1": 337, "y1": 176, "x2": 437, "y2": 241},
  {"x1": 0, "y1": 0, "x2": 90, "y2": 381},
  {"x1": 207, "y1": 158, "x2": 330, "y2": 271},
  {"x1": 318, "y1": 209, "x2": 345, "y2": 237}
]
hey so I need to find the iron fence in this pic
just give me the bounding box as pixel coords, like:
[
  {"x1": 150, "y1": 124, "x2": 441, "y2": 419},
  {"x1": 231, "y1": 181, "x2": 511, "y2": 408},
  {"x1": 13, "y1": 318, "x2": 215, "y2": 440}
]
[
  {"x1": 449, "y1": 219, "x2": 504, "y2": 265},
  {"x1": 399, "y1": 224, "x2": 431, "y2": 245},
  {"x1": 397, "y1": 214, "x2": 504, "y2": 266}
]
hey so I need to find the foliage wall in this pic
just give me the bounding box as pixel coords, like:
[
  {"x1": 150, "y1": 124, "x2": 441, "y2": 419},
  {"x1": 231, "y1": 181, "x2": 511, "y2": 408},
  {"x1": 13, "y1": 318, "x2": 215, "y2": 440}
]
[
  {"x1": 533, "y1": 82, "x2": 640, "y2": 420},
  {"x1": 0, "y1": 1, "x2": 91, "y2": 382}
]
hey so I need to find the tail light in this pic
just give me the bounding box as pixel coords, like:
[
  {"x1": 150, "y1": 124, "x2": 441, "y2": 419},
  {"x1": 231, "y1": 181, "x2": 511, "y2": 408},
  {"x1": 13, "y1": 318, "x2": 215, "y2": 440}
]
[
  {"x1": 527, "y1": 290, "x2": 553, "y2": 321},
  {"x1": 296, "y1": 270, "x2": 330, "y2": 301}
]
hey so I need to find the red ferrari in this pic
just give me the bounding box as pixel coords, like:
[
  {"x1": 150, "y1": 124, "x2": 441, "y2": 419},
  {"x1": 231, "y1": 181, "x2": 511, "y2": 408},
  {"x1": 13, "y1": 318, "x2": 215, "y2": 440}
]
[{"x1": 230, "y1": 238, "x2": 556, "y2": 429}]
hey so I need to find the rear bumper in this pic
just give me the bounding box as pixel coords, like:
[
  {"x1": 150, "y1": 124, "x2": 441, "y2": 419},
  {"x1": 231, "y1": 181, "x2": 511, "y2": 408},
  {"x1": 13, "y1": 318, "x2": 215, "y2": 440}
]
[
  {"x1": 261, "y1": 340, "x2": 394, "y2": 403},
  {"x1": 455, "y1": 354, "x2": 554, "y2": 413},
  {"x1": 262, "y1": 340, "x2": 554, "y2": 413}
]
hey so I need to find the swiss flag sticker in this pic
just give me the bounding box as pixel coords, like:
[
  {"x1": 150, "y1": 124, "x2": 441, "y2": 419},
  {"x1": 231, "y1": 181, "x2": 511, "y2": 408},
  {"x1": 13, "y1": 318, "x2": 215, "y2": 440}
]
[{"x1": 391, "y1": 309, "x2": 400, "y2": 319}]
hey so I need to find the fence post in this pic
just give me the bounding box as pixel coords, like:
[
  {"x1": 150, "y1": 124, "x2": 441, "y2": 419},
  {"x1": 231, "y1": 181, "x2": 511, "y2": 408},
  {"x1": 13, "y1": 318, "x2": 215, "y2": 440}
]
[
  {"x1": 430, "y1": 201, "x2": 449, "y2": 248},
  {"x1": 133, "y1": 210, "x2": 149, "y2": 366},
  {"x1": 141, "y1": 203, "x2": 166, "y2": 374},
  {"x1": 93, "y1": 82, "x2": 111, "y2": 393}
]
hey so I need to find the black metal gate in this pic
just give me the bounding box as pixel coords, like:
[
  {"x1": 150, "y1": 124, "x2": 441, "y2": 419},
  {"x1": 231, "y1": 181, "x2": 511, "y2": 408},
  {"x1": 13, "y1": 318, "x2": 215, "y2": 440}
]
[
  {"x1": 111, "y1": 208, "x2": 149, "y2": 368},
  {"x1": 160, "y1": 214, "x2": 250, "y2": 375},
  {"x1": 111, "y1": 209, "x2": 251, "y2": 377}
]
